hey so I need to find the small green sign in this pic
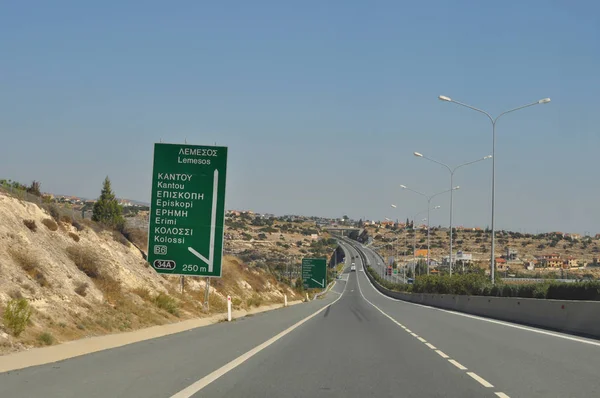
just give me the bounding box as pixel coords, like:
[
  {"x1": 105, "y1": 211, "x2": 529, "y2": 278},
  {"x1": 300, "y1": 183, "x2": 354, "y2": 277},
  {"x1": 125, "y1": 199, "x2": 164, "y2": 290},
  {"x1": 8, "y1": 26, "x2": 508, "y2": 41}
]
[
  {"x1": 148, "y1": 143, "x2": 228, "y2": 277},
  {"x1": 302, "y1": 258, "x2": 327, "y2": 289}
]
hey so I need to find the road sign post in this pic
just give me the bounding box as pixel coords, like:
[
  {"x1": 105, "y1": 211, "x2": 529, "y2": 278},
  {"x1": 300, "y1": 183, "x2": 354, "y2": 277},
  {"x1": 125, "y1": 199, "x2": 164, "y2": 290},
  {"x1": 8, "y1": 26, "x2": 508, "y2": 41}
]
[
  {"x1": 148, "y1": 143, "x2": 227, "y2": 277},
  {"x1": 302, "y1": 258, "x2": 327, "y2": 289}
]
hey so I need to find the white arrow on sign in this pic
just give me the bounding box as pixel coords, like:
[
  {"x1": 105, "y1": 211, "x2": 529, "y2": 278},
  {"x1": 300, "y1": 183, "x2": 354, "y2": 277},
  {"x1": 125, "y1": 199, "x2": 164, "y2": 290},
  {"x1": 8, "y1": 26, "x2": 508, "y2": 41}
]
[
  {"x1": 310, "y1": 278, "x2": 325, "y2": 288},
  {"x1": 188, "y1": 169, "x2": 219, "y2": 272}
]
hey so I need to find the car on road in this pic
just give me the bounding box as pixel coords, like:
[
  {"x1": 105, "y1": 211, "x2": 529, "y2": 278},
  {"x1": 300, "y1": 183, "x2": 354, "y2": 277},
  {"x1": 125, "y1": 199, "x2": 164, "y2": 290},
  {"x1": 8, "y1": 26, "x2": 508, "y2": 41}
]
[{"x1": 351, "y1": 265, "x2": 356, "y2": 272}]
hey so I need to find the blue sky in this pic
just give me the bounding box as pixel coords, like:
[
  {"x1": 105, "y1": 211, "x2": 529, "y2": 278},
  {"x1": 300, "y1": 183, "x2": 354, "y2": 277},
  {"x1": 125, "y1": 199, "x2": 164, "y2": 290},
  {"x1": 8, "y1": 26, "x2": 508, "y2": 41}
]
[{"x1": 1, "y1": 1, "x2": 599, "y2": 234}]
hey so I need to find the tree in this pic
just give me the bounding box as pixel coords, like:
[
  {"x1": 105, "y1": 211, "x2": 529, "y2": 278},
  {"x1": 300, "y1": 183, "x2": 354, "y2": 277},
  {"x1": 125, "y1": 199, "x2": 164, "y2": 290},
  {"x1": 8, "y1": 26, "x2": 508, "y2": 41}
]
[
  {"x1": 92, "y1": 177, "x2": 124, "y2": 230},
  {"x1": 26, "y1": 180, "x2": 42, "y2": 197}
]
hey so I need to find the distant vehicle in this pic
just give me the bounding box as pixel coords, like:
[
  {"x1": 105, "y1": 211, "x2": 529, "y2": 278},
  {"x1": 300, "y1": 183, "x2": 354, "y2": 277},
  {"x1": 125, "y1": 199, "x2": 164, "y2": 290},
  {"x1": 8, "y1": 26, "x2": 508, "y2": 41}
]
[
  {"x1": 407, "y1": 278, "x2": 414, "y2": 284},
  {"x1": 386, "y1": 266, "x2": 393, "y2": 276},
  {"x1": 351, "y1": 265, "x2": 356, "y2": 272},
  {"x1": 352, "y1": 262, "x2": 355, "y2": 266}
]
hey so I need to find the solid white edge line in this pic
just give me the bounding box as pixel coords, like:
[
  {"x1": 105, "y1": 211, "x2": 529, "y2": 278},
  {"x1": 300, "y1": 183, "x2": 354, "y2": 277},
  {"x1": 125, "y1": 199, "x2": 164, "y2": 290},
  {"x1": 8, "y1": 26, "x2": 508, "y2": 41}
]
[
  {"x1": 467, "y1": 372, "x2": 494, "y2": 388},
  {"x1": 425, "y1": 343, "x2": 437, "y2": 350},
  {"x1": 448, "y1": 359, "x2": 467, "y2": 370},
  {"x1": 435, "y1": 350, "x2": 449, "y2": 359},
  {"x1": 355, "y1": 242, "x2": 600, "y2": 349},
  {"x1": 170, "y1": 269, "x2": 348, "y2": 398},
  {"x1": 495, "y1": 392, "x2": 510, "y2": 398}
]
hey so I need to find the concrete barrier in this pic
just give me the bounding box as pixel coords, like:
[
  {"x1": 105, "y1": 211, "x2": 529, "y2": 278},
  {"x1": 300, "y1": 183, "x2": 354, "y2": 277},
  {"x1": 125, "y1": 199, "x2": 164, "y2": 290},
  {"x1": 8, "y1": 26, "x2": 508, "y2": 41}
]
[{"x1": 362, "y1": 259, "x2": 600, "y2": 339}]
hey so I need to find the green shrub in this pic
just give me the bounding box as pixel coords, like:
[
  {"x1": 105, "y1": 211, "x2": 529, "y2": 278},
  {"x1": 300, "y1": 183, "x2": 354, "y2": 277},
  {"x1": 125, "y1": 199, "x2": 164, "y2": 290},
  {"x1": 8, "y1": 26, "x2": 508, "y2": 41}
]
[
  {"x1": 154, "y1": 293, "x2": 179, "y2": 316},
  {"x1": 547, "y1": 281, "x2": 600, "y2": 301},
  {"x1": 38, "y1": 332, "x2": 55, "y2": 346},
  {"x1": 3, "y1": 298, "x2": 32, "y2": 337},
  {"x1": 246, "y1": 294, "x2": 263, "y2": 307}
]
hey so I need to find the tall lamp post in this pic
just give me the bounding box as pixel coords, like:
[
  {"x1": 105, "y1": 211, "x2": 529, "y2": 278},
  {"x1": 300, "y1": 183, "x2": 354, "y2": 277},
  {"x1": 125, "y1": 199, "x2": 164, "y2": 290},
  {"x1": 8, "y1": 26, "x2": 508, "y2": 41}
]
[
  {"x1": 413, "y1": 152, "x2": 491, "y2": 276},
  {"x1": 401, "y1": 185, "x2": 459, "y2": 274},
  {"x1": 439, "y1": 95, "x2": 550, "y2": 284},
  {"x1": 408, "y1": 208, "x2": 439, "y2": 276}
]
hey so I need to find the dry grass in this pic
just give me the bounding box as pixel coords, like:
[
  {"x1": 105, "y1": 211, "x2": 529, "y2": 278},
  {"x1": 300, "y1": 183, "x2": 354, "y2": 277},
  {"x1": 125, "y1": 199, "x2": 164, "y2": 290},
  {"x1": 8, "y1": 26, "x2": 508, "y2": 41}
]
[
  {"x1": 94, "y1": 274, "x2": 122, "y2": 303},
  {"x1": 112, "y1": 231, "x2": 131, "y2": 247},
  {"x1": 132, "y1": 287, "x2": 151, "y2": 301},
  {"x1": 122, "y1": 228, "x2": 148, "y2": 251},
  {"x1": 23, "y1": 219, "x2": 37, "y2": 232},
  {"x1": 9, "y1": 248, "x2": 49, "y2": 287},
  {"x1": 66, "y1": 245, "x2": 100, "y2": 278},
  {"x1": 74, "y1": 281, "x2": 88, "y2": 296},
  {"x1": 68, "y1": 232, "x2": 80, "y2": 242},
  {"x1": 60, "y1": 215, "x2": 73, "y2": 224},
  {"x1": 41, "y1": 218, "x2": 58, "y2": 231}
]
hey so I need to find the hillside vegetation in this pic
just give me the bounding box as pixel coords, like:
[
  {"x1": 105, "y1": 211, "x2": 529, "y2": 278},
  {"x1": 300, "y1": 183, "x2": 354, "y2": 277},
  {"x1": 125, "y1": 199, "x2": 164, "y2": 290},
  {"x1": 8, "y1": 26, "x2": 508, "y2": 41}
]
[{"x1": 0, "y1": 193, "x2": 299, "y2": 355}]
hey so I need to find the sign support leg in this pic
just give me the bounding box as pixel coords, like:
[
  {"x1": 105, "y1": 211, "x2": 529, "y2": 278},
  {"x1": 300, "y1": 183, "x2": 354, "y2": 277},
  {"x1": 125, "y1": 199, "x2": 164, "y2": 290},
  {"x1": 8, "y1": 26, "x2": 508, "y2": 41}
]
[{"x1": 204, "y1": 277, "x2": 210, "y2": 310}]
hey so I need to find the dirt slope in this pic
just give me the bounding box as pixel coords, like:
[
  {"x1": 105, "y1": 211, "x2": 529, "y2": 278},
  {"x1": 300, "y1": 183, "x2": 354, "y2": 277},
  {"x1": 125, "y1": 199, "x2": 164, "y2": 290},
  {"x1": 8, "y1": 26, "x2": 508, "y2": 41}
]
[{"x1": 0, "y1": 193, "x2": 299, "y2": 354}]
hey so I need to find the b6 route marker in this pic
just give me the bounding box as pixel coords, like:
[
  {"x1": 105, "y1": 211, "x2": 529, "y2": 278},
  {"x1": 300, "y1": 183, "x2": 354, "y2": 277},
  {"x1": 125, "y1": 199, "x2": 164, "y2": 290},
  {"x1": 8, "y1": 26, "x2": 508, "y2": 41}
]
[{"x1": 147, "y1": 143, "x2": 228, "y2": 277}]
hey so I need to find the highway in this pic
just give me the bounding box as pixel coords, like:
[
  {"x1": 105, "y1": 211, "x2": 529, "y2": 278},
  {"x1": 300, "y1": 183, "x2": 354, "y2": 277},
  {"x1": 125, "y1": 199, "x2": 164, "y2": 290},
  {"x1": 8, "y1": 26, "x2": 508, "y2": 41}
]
[{"x1": 1, "y1": 242, "x2": 600, "y2": 397}]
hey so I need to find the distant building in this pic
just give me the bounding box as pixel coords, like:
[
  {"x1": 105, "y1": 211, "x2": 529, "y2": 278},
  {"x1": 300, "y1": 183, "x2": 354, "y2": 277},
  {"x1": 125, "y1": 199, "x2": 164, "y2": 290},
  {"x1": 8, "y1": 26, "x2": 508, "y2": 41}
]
[
  {"x1": 442, "y1": 251, "x2": 473, "y2": 266},
  {"x1": 537, "y1": 253, "x2": 562, "y2": 268},
  {"x1": 415, "y1": 249, "x2": 428, "y2": 258},
  {"x1": 496, "y1": 257, "x2": 508, "y2": 270}
]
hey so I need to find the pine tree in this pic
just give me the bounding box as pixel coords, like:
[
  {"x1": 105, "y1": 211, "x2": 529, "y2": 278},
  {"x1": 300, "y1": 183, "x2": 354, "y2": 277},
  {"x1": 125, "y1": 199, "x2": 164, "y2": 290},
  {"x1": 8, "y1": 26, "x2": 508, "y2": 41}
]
[{"x1": 92, "y1": 177, "x2": 124, "y2": 230}]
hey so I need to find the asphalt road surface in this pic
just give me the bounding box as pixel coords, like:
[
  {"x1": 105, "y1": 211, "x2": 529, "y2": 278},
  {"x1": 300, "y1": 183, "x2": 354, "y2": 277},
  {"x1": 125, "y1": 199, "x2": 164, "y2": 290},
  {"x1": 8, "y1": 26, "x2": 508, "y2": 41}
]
[{"x1": 1, "y1": 241, "x2": 599, "y2": 397}]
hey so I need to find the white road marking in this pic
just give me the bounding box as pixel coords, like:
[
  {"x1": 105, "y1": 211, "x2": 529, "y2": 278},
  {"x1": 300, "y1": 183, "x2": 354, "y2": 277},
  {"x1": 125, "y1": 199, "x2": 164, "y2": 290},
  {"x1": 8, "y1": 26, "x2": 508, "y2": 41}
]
[
  {"x1": 448, "y1": 359, "x2": 467, "y2": 370},
  {"x1": 495, "y1": 393, "x2": 510, "y2": 398},
  {"x1": 435, "y1": 350, "x2": 449, "y2": 359},
  {"x1": 356, "y1": 257, "x2": 600, "y2": 348},
  {"x1": 417, "y1": 336, "x2": 427, "y2": 343},
  {"x1": 347, "y1": 241, "x2": 507, "y2": 394},
  {"x1": 405, "y1": 329, "x2": 412, "y2": 333},
  {"x1": 170, "y1": 275, "x2": 348, "y2": 397},
  {"x1": 410, "y1": 332, "x2": 418, "y2": 337},
  {"x1": 425, "y1": 343, "x2": 437, "y2": 350},
  {"x1": 467, "y1": 372, "x2": 494, "y2": 388}
]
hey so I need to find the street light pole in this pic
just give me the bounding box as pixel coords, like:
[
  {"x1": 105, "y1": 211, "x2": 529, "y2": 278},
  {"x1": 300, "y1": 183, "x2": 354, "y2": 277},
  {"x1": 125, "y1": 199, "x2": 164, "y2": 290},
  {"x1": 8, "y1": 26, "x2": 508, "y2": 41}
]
[
  {"x1": 413, "y1": 152, "x2": 491, "y2": 276},
  {"x1": 401, "y1": 185, "x2": 458, "y2": 274},
  {"x1": 410, "y1": 213, "x2": 434, "y2": 276},
  {"x1": 439, "y1": 95, "x2": 550, "y2": 284}
]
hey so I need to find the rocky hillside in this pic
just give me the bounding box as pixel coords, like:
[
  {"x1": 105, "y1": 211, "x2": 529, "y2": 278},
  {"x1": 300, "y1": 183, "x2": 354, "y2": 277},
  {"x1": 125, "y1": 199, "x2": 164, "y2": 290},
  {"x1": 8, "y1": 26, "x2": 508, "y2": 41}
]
[{"x1": 0, "y1": 193, "x2": 299, "y2": 355}]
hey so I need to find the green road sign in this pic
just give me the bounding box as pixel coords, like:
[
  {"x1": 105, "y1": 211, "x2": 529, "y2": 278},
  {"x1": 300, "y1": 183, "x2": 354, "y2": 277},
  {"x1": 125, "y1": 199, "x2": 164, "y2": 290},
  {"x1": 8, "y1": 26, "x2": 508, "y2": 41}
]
[
  {"x1": 148, "y1": 143, "x2": 227, "y2": 277},
  {"x1": 393, "y1": 268, "x2": 398, "y2": 275},
  {"x1": 302, "y1": 258, "x2": 327, "y2": 289}
]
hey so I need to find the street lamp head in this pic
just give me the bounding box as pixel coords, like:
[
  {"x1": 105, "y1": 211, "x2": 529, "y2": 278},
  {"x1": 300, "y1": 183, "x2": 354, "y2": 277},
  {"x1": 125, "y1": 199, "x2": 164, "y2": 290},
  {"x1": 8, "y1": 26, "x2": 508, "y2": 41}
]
[
  {"x1": 453, "y1": 186, "x2": 460, "y2": 190},
  {"x1": 433, "y1": 206, "x2": 441, "y2": 209},
  {"x1": 538, "y1": 98, "x2": 551, "y2": 104},
  {"x1": 438, "y1": 95, "x2": 452, "y2": 102},
  {"x1": 400, "y1": 185, "x2": 407, "y2": 189},
  {"x1": 385, "y1": 217, "x2": 391, "y2": 221},
  {"x1": 391, "y1": 204, "x2": 397, "y2": 208},
  {"x1": 413, "y1": 152, "x2": 423, "y2": 158},
  {"x1": 484, "y1": 155, "x2": 492, "y2": 159}
]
